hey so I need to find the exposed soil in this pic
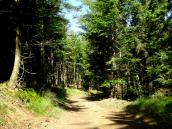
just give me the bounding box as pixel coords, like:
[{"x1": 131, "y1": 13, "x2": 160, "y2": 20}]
[{"x1": 35, "y1": 95, "x2": 130, "y2": 129}]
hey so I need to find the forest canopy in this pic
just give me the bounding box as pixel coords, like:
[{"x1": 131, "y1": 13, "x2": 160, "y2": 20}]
[
  {"x1": 0, "y1": 0, "x2": 171, "y2": 100},
  {"x1": 81, "y1": 0, "x2": 172, "y2": 99}
]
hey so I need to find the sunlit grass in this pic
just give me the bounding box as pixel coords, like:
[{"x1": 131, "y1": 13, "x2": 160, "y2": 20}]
[
  {"x1": 16, "y1": 87, "x2": 88, "y2": 116},
  {"x1": 88, "y1": 89, "x2": 102, "y2": 95},
  {"x1": 0, "y1": 103, "x2": 8, "y2": 114},
  {"x1": 0, "y1": 118, "x2": 6, "y2": 126},
  {"x1": 65, "y1": 87, "x2": 88, "y2": 97},
  {"x1": 135, "y1": 97, "x2": 172, "y2": 114},
  {"x1": 0, "y1": 103, "x2": 8, "y2": 126},
  {"x1": 0, "y1": 81, "x2": 9, "y2": 87},
  {"x1": 128, "y1": 95, "x2": 172, "y2": 126},
  {"x1": 16, "y1": 89, "x2": 63, "y2": 116}
]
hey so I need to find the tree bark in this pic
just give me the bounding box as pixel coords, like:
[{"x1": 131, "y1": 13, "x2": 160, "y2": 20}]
[
  {"x1": 73, "y1": 62, "x2": 76, "y2": 87},
  {"x1": 9, "y1": 28, "x2": 21, "y2": 88}
]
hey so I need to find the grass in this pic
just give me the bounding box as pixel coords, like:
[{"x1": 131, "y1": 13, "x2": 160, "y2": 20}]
[
  {"x1": 65, "y1": 87, "x2": 88, "y2": 97},
  {"x1": 0, "y1": 118, "x2": 6, "y2": 126},
  {"x1": 16, "y1": 89, "x2": 63, "y2": 116},
  {"x1": 88, "y1": 89, "x2": 102, "y2": 95},
  {"x1": 16, "y1": 87, "x2": 87, "y2": 116},
  {"x1": 133, "y1": 97, "x2": 172, "y2": 116},
  {"x1": 132, "y1": 89, "x2": 172, "y2": 119},
  {"x1": 125, "y1": 94, "x2": 172, "y2": 127},
  {"x1": 0, "y1": 103, "x2": 8, "y2": 114},
  {"x1": 0, "y1": 103, "x2": 8, "y2": 126},
  {"x1": 0, "y1": 81, "x2": 9, "y2": 87}
]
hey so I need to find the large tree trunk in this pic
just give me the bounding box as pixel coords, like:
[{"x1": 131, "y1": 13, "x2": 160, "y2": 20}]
[{"x1": 9, "y1": 28, "x2": 21, "y2": 88}]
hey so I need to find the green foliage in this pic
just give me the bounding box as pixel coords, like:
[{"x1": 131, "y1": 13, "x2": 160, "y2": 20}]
[
  {"x1": 101, "y1": 79, "x2": 127, "y2": 88},
  {"x1": 101, "y1": 79, "x2": 127, "y2": 87},
  {"x1": 51, "y1": 88, "x2": 68, "y2": 103},
  {"x1": 0, "y1": 118, "x2": 6, "y2": 126},
  {"x1": 13, "y1": 0, "x2": 68, "y2": 88},
  {"x1": 65, "y1": 87, "x2": 88, "y2": 97},
  {"x1": 101, "y1": 80, "x2": 111, "y2": 88},
  {"x1": 88, "y1": 89, "x2": 102, "y2": 95},
  {"x1": 152, "y1": 88, "x2": 172, "y2": 98},
  {"x1": 133, "y1": 96, "x2": 172, "y2": 121},
  {"x1": 0, "y1": 82, "x2": 9, "y2": 87},
  {"x1": 62, "y1": 34, "x2": 89, "y2": 68},
  {"x1": 17, "y1": 89, "x2": 62, "y2": 116},
  {"x1": 82, "y1": 0, "x2": 172, "y2": 99},
  {"x1": 55, "y1": 34, "x2": 90, "y2": 86},
  {"x1": 126, "y1": 89, "x2": 172, "y2": 125},
  {"x1": 82, "y1": 0, "x2": 119, "y2": 85},
  {"x1": 16, "y1": 88, "x2": 87, "y2": 116},
  {"x1": 111, "y1": 79, "x2": 127, "y2": 85},
  {"x1": 127, "y1": 86, "x2": 144, "y2": 99},
  {"x1": 0, "y1": 103, "x2": 8, "y2": 114},
  {"x1": 124, "y1": 94, "x2": 172, "y2": 128}
]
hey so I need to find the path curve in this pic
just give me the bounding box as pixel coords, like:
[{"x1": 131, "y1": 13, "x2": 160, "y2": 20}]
[{"x1": 35, "y1": 95, "x2": 128, "y2": 129}]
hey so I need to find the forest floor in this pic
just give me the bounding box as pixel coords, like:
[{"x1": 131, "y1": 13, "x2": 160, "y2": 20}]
[{"x1": 1, "y1": 90, "x2": 170, "y2": 129}]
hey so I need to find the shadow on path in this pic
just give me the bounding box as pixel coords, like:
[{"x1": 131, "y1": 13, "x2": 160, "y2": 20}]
[
  {"x1": 84, "y1": 92, "x2": 108, "y2": 101},
  {"x1": 58, "y1": 99, "x2": 87, "y2": 112},
  {"x1": 105, "y1": 104, "x2": 172, "y2": 129},
  {"x1": 106, "y1": 112, "x2": 156, "y2": 129},
  {"x1": 43, "y1": 87, "x2": 87, "y2": 112}
]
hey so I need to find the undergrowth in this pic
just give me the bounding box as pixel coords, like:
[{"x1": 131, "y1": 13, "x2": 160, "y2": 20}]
[
  {"x1": 126, "y1": 91, "x2": 172, "y2": 127},
  {"x1": 16, "y1": 89, "x2": 63, "y2": 116},
  {"x1": 134, "y1": 97, "x2": 172, "y2": 117},
  {"x1": 16, "y1": 87, "x2": 87, "y2": 116}
]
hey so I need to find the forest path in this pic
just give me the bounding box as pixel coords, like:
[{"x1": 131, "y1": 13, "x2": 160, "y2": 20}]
[
  {"x1": 34, "y1": 94, "x2": 135, "y2": 129},
  {"x1": 0, "y1": 91, "x2": 153, "y2": 129},
  {"x1": 46, "y1": 95, "x2": 118, "y2": 129}
]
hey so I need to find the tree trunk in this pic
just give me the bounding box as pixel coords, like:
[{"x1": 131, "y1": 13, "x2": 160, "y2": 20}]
[
  {"x1": 73, "y1": 62, "x2": 76, "y2": 87},
  {"x1": 9, "y1": 28, "x2": 21, "y2": 88},
  {"x1": 63, "y1": 63, "x2": 67, "y2": 86}
]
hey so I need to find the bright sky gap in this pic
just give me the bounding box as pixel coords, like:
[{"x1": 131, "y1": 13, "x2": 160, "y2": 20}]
[{"x1": 62, "y1": 0, "x2": 88, "y2": 33}]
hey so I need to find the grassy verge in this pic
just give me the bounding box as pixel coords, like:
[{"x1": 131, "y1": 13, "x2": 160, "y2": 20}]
[
  {"x1": 16, "y1": 89, "x2": 63, "y2": 116},
  {"x1": 125, "y1": 95, "x2": 172, "y2": 127},
  {"x1": 132, "y1": 96, "x2": 172, "y2": 119},
  {"x1": 0, "y1": 103, "x2": 8, "y2": 126},
  {"x1": 16, "y1": 87, "x2": 88, "y2": 116}
]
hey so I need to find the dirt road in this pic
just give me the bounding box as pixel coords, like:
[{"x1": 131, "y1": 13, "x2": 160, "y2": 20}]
[
  {"x1": 34, "y1": 95, "x2": 130, "y2": 129},
  {"x1": 1, "y1": 92, "x2": 165, "y2": 129},
  {"x1": 1, "y1": 89, "x2": 170, "y2": 129}
]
